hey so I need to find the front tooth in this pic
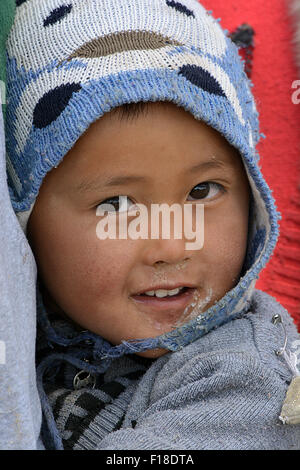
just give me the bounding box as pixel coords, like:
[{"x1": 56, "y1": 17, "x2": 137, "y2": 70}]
[
  {"x1": 155, "y1": 289, "x2": 169, "y2": 298},
  {"x1": 144, "y1": 290, "x2": 155, "y2": 296},
  {"x1": 167, "y1": 288, "x2": 181, "y2": 296}
]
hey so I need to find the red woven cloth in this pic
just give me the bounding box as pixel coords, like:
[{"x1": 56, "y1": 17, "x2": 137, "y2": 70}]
[{"x1": 200, "y1": 0, "x2": 300, "y2": 329}]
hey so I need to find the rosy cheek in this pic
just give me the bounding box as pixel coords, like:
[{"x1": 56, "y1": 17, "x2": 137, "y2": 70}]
[
  {"x1": 200, "y1": 209, "x2": 248, "y2": 276},
  {"x1": 77, "y1": 239, "x2": 135, "y2": 297}
]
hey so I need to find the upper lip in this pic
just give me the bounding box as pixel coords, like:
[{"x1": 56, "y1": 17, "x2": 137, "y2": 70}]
[{"x1": 132, "y1": 284, "x2": 197, "y2": 296}]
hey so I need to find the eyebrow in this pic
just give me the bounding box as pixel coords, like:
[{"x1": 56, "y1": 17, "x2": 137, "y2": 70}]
[{"x1": 74, "y1": 158, "x2": 228, "y2": 194}]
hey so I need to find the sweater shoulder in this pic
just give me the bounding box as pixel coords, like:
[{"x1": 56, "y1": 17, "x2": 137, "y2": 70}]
[
  {"x1": 250, "y1": 289, "x2": 298, "y2": 334},
  {"x1": 245, "y1": 289, "x2": 300, "y2": 381},
  {"x1": 159, "y1": 289, "x2": 300, "y2": 384}
]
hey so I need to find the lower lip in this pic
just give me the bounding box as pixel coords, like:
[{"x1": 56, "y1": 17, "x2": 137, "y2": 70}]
[{"x1": 130, "y1": 287, "x2": 197, "y2": 313}]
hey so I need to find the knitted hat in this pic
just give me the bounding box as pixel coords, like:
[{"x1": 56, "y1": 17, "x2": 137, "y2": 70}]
[{"x1": 5, "y1": 0, "x2": 279, "y2": 351}]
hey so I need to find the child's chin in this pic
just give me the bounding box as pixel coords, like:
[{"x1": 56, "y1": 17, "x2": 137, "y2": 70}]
[{"x1": 135, "y1": 348, "x2": 170, "y2": 359}]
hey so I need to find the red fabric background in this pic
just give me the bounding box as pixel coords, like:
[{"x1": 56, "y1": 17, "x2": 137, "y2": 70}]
[{"x1": 199, "y1": 0, "x2": 300, "y2": 329}]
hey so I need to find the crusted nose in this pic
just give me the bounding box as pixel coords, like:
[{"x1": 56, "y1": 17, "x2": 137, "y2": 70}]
[{"x1": 66, "y1": 30, "x2": 182, "y2": 60}]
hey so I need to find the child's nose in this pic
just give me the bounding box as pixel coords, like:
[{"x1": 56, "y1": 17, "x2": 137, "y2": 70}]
[{"x1": 142, "y1": 236, "x2": 190, "y2": 267}]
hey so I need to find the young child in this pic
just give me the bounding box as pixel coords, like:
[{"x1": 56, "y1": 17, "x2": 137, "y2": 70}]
[{"x1": 5, "y1": 0, "x2": 300, "y2": 450}]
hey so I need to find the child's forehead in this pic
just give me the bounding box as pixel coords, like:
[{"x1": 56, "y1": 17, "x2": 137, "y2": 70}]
[
  {"x1": 13, "y1": 0, "x2": 227, "y2": 71},
  {"x1": 65, "y1": 105, "x2": 244, "y2": 182}
]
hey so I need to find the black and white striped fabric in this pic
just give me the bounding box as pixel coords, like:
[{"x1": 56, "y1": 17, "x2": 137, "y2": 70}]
[{"x1": 44, "y1": 354, "x2": 152, "y2": 450}]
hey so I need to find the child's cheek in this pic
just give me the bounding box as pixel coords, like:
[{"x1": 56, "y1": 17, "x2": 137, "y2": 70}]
[
  {"x1": 74, "y1": 237, "x2": 135, "y2": 299},
  {"x1": 203, "y1": 205, "x2": 248, "y2": 280}
]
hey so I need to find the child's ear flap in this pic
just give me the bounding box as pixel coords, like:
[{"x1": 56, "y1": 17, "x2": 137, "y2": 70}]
[{"x1": 229, "y1": 23, "x2": 255, "y2": 78}]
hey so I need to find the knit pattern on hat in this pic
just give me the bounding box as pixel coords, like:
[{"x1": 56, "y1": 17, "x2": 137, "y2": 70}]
[{"x1": 6, "y1": 0, "x2": 257, "y2": 209}]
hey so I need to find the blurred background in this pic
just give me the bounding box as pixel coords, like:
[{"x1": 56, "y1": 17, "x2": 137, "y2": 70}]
[{"x1": 200, "y1": 0, "x2": 300, "y2": 329}]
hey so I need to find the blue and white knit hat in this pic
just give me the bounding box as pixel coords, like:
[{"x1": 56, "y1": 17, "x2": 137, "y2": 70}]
[{"x1": 5, "y1": 0, "x2": 279, "y2": 352}]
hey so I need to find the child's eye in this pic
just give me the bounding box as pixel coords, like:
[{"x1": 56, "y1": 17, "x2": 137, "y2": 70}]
[
  {"x1": 96, "y1": 196, "x2": 136, "y2": 213},
  {"x1": 188, "y1": 182, "x2": 224, "y2": 201}
]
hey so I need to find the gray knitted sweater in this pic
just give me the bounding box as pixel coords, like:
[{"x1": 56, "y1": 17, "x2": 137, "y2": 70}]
[{"x1": 44, "y1": 289, "x2": 300, "y2": 450}]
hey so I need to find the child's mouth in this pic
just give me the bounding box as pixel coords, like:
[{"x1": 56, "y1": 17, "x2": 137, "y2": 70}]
[{"x1": 130, "y1": 287, "x2": 197, "y2": 313}]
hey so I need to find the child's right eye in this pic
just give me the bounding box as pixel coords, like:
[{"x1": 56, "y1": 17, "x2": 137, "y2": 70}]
[{"x1": 96, "y1": 196, "x2": 136, "y2": 214}]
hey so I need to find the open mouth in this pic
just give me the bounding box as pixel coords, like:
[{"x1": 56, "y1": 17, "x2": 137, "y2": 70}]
[
  {"x1": 130, "y1": 287, "x2": 197, "y2": 314},
  {"x1": 134, "y1": 286, "x2": 191, "y2": 300}
]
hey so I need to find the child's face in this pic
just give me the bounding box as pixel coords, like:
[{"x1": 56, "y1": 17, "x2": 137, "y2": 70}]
[{"x1": 27, "y1": 102, "x2": 250, "y2": 358}]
